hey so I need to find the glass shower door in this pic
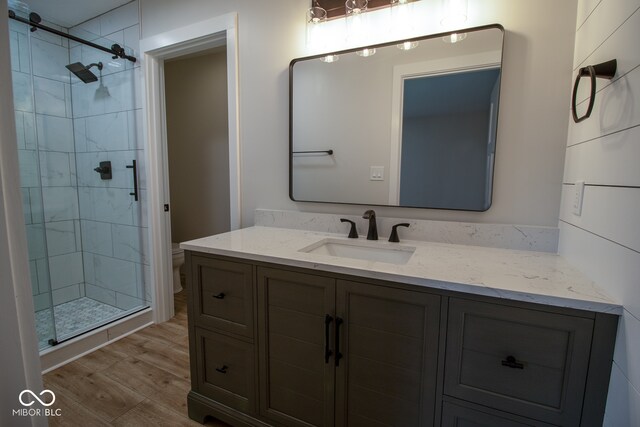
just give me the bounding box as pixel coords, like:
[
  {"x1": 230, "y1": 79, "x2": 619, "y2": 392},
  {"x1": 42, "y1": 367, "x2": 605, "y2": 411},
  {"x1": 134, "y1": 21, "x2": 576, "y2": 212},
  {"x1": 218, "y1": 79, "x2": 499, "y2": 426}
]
[
  {"x1": 9, "y1": 5, "x2": 149, "y2": 350},
  {"x1": 10, "y1": 16, "x2": 58, "y2": 349},
  {"x1": 69, "y1": 24, "x2": 151, "y2": 328}
]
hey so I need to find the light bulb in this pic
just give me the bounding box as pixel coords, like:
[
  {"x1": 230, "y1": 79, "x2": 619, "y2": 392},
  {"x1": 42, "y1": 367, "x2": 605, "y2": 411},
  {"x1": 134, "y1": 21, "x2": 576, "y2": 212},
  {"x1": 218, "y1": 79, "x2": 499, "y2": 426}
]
[
  {"x1": 443, "y1": 32, "x2": 467, "y2": 43},
  {"x1": 356, "y1": 48, "x2": 376, "y2": 57},
  {"x1": 320, "y1": 54, "x2": 339, "y2": 63},
  {"x1": 397, "y1": 41, "x2": 419, "y2": 50}
]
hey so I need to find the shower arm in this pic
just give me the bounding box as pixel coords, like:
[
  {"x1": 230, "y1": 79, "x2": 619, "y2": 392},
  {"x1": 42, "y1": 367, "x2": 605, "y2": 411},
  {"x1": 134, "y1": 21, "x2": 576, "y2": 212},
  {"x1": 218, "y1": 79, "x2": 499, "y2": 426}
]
[{"x1": 7, "y1": 10, "x2": 137, "y2": 63}]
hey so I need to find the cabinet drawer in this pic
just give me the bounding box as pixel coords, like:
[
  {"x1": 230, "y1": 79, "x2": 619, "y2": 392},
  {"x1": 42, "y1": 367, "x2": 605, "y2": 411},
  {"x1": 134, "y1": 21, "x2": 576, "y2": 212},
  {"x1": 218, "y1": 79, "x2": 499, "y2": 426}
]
[
  {"x1": 441, "y1": 401, "x2": 555, "y2": 427},
  {"x1": 191, "y1": 256, "x2": 254, "y2": 338},
  {"x1": 444, "y1": 298, "x2": 594, "y2": 426},
  {"x1": 194, "y1": 328, "x2": 256, "y2": 414}
]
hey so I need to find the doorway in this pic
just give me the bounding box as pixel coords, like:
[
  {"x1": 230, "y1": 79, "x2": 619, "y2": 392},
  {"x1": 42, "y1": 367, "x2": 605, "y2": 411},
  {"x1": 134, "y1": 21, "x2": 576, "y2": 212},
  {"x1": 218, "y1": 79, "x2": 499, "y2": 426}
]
[
  {"x1": 140, "y1": 14, "x2": 241, "y2": 322},
  {"x1": 164, "y1": 48, "x2": 231, "y2": 293}
]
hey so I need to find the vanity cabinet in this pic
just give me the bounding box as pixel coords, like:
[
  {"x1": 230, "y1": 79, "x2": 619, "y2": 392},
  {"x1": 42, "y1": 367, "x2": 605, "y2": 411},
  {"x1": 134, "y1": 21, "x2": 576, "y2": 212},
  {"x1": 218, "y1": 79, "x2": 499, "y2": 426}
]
[
  {"x1": 193, "y1": 327, "x2": 256, "y2": 414},
  {"x1": 334, "y1": 280, "x2": 440, "y2": 426},
  {"x1": 190, "y1": 256, "x2": 255, "y2": 339},
  {"x1": 185, "y1": 251, "x2": 617, "y2": 427},
  {"x1": 441, "y1": 401, "x2": 556, "y2": 426},
  {"x1": 256, "y1": 268, "x2": 336, "y2": 426},
  {"x1": 187, "y1": 254, "x2": 263, "y2": 425},
  {"x1": 256, "y1": 268, "x2": 441, "y2": 427},
  {"x1": 444, "y1": 298, "x2": 594, "y2": 426}
]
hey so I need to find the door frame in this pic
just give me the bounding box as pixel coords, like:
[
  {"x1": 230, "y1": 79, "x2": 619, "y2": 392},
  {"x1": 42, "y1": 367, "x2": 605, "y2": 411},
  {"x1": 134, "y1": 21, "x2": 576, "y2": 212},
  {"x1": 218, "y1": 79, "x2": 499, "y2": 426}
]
[
  {"x1": 140, "y1": 13, "x2": 241, "y2": 322},
  {"x1": 388, "y1": 51, "x2": 501, "y2": 205}
]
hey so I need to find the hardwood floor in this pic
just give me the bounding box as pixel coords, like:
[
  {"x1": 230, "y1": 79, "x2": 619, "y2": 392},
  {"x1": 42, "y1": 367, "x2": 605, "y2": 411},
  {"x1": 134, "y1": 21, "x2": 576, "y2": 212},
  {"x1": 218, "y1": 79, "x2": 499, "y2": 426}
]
[{"x1": 44, "y1": 291, "x2": 230, "y2": 427}]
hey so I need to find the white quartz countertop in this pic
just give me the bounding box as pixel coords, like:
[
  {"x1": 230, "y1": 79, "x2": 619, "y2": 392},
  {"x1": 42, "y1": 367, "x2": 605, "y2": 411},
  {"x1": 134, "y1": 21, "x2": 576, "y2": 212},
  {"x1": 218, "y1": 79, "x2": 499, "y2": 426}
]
[{"x1": 181, "y1": 226, "x2": 621, "y2": 315}]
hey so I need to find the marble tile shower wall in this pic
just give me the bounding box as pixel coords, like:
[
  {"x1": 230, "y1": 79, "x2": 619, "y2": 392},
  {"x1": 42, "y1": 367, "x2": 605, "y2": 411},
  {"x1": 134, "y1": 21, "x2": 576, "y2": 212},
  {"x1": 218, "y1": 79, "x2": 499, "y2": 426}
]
[
  {"x1": 10, "y1": 17, "x2": 84, "y2": 311},
  {"x1": 69, "y1": 0, "x2": 150, "y2": 311},
  {"x1": 10, "y1": 0, "x2": 149, "y2": 312}
]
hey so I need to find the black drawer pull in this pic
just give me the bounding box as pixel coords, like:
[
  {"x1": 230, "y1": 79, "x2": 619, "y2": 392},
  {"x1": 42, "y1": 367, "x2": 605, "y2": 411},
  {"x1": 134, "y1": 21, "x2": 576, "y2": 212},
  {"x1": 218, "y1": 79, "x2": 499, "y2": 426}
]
[
  {"x1": 215, "y1": 365, "x2": 228, "y2": 374},
  {"x1": 325, "y1": 314, "x2": 333, "y2": 364},
  {"x1": 501, "y1": 355, "x2": 524, "y2": 369},
  {"x1": 335, "y1": 317, "x2": 343, "y2": 367},
  {"x1": 213, "y1": 292, "x2": 226, "y2": 299}
]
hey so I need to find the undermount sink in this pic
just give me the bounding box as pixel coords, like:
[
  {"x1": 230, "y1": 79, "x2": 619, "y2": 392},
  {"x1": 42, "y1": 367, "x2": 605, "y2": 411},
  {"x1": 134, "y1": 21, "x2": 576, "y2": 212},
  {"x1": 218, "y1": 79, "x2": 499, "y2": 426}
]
[{"x1": 299, "y1": 238, "x2": 415, "y2": 265}]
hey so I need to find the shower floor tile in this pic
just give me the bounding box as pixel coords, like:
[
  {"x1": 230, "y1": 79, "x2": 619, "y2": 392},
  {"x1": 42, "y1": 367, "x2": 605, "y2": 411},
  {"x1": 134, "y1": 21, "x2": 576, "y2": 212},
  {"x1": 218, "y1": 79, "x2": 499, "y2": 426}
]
[{"x1": 36, "y1": 297, "x2": 126, "y2": 349}]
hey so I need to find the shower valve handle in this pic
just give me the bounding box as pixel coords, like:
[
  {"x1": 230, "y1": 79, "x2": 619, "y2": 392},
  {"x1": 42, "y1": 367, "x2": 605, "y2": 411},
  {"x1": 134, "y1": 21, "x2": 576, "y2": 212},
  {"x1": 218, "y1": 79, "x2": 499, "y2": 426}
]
[{"x1": 94, "y1": 161, "x2": 112, "y2": 180}]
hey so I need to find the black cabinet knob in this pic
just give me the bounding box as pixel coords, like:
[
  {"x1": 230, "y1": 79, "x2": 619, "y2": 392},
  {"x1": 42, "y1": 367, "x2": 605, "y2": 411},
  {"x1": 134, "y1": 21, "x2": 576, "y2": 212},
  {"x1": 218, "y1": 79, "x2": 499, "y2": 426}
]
[
  {"x1": 215, "y1": 365, "x2": 228, "y2": 374},
  {"x1": 213, "y1": 292, "x2": 226, "y2": 299}
]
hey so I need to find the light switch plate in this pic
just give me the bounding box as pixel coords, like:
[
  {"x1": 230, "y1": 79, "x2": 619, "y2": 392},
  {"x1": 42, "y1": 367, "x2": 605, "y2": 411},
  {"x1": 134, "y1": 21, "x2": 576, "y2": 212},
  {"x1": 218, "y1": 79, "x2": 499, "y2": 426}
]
[
  {"x1": 370, "y1": 166, "x2": 384, "y2": 181},
  {"x1": 573, "y1": 180, "x2": 585, "y2": 216}
]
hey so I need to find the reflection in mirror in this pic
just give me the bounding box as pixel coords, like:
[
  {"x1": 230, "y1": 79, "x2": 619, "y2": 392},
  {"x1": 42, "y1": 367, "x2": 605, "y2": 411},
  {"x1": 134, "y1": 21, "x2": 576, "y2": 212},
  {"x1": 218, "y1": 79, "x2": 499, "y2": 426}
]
[
  {"x1": 290, "y1": 25, "x2": 504, "y2": 211},
  {"x1": 399, "y1": 68, "x2": 500, "y2": 210}
]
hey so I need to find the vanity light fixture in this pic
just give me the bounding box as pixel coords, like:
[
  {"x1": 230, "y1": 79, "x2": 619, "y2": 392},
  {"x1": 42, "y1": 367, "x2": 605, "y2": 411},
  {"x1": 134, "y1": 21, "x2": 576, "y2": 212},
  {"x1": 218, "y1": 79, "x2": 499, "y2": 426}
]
[
  {"x1": 346, "y1": 0, "x2": 368, "y2": 15},
  {"x1": 356, "y1": 47, "x2": 376, "y2": 57},
  {"x1": 390, "y1": 0, "x2": 414, "y2": 38},
  {"x1": 397, "y1": 40, "x2": 419, "y2": 50},
  {"x1": 440, "y1": 0, "x2": 467, "y2": 26},
  {"x1": 320, "y1": 54, "x2": 340, "y2": 63},
  {"x1": 441, "y1": 0, "x2": 468, "y2": 43},
  {"x1": 345, "y1": 0, "x2": 369, "y2": 44},
  {"x1": 308, "y1": 2, "x2": 328, "y2": 23},
  {"x1": 306, "y1": 1, "x2": 328, "y2": 47}
]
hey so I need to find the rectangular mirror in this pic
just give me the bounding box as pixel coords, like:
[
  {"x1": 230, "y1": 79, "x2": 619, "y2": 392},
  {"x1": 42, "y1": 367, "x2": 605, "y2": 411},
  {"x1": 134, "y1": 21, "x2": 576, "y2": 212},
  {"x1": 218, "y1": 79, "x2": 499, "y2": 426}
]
[{"x1": 290, "y1": 24, "x2": 504, "y2": 211}]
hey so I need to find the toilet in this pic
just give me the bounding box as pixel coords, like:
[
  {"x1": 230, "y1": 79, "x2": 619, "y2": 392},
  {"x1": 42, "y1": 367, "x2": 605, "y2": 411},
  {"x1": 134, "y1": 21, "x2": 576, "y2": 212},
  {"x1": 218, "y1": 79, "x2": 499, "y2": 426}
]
[{"x1": 172, "y1": 243, "x2": 185, "y2": 293}]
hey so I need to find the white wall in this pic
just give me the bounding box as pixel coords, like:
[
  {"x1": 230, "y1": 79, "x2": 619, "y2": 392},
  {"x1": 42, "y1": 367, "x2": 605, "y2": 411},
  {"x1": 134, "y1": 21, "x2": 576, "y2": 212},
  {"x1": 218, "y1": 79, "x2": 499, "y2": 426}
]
[
  {"x1": 0, "y1": 0, "x2": 45, "y2": 423},
  {"x1": 559, "y1": 0, "x2": 640, "y2": 425},
  {"x1": 140, "y1": 0, "x2": 577, "y2": 228},
  {"x1": 165, "y1": 50, "x2": 230, "y2": 243}
]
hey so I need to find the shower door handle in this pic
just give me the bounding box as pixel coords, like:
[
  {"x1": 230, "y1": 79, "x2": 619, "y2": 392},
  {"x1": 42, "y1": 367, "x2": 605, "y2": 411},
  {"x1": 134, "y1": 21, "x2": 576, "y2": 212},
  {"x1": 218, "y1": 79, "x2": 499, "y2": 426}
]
[{"x1": 126, "y1": 160, "x2": 139, "y2": 201}]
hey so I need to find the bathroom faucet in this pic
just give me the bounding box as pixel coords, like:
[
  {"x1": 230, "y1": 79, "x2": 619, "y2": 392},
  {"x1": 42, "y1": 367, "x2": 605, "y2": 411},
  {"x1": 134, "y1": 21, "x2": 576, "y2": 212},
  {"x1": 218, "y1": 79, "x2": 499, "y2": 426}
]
[
  {"x1": 340, "y1": 218, "x2": 358, "y2": 238},
  {"x1": 362, "y1": 210, "x2": 378, "y2": 240}
]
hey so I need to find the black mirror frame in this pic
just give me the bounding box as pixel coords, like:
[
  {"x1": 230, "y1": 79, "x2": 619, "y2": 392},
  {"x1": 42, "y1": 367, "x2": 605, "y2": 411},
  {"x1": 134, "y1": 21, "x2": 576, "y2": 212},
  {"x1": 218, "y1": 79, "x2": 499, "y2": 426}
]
[{"x1": 289, "y1": 23, "x2": 505, "y2": 212}]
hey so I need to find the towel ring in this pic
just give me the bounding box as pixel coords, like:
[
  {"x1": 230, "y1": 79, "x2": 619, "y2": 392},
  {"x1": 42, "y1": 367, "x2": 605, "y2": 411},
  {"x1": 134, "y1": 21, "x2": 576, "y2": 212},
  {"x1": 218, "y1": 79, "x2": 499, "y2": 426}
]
[{"x1": 572, "y1": 59, "x2": 617, "y2": 123}]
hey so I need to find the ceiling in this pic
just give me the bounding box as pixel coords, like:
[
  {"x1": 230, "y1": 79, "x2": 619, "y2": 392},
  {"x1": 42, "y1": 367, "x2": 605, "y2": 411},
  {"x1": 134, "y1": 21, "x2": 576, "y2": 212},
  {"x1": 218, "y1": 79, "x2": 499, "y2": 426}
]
[{"x1": 8, "y1": 0, "x2": 133, "y2": 27}]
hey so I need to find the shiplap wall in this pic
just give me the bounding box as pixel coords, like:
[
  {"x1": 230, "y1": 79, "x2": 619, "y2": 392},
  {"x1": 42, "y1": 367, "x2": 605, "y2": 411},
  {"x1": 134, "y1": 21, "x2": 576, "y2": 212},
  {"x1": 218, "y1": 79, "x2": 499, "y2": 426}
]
[{"x1": 559, "y1": 0, "x2": 640, "y2": 425}]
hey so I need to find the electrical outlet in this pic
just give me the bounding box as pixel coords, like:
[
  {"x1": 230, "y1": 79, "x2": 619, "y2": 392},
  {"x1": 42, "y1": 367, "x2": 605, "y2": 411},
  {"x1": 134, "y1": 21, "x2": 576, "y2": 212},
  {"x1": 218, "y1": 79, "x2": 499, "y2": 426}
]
[
  {"x1": 572, "y1": 181, "x2": 585, "y2": 216},
  {"x1": 370, "y1": 166, "x2": 384, "y2": 181}
]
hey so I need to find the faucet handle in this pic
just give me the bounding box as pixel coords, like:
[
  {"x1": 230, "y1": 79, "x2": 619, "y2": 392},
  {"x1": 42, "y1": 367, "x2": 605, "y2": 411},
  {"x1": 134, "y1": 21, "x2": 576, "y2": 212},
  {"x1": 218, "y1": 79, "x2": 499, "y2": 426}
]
[
  {"x1": 389, "y1": 223, "x2": 410, "y2": 243},
  {"x1": 340, "y1": 218, "x2": 358, "y2": 238}
]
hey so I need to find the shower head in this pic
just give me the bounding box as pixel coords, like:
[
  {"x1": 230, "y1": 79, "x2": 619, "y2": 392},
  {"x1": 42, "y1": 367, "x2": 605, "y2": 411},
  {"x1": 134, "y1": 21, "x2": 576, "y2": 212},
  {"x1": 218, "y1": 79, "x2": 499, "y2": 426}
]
[{"x1": 66, "y1": 62, "x2": 103, "y2": 83}]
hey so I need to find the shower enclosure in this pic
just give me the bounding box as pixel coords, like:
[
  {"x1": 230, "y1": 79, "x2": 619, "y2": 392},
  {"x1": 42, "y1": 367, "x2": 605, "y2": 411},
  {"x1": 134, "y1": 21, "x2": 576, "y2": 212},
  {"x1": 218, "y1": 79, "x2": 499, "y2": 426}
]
[{"x1": 8, "y1": 3, "x2": 150, "y2": 350}]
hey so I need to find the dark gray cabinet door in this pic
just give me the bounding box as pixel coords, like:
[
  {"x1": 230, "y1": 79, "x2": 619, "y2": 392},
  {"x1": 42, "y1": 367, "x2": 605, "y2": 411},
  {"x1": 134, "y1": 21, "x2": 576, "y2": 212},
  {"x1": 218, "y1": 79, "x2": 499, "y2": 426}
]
[
  {"x1": 257, "y1": 267, "x2": 336, "y2": 427},
  {"x1": 194, "y1": 327, "x2": 256, "y2": 414},
  {"x1": 444, "y1": 298, "x2": 594, "y2": 426},
  {"x1": 441, "y1": 401, "x2": 556, "y2": 427},
  {"x1": 191, "y1": 255, "x2": 255, "y2": 339},
  {"x1": 335, "y1": 280, "x2": 441, "y2": 427}
]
